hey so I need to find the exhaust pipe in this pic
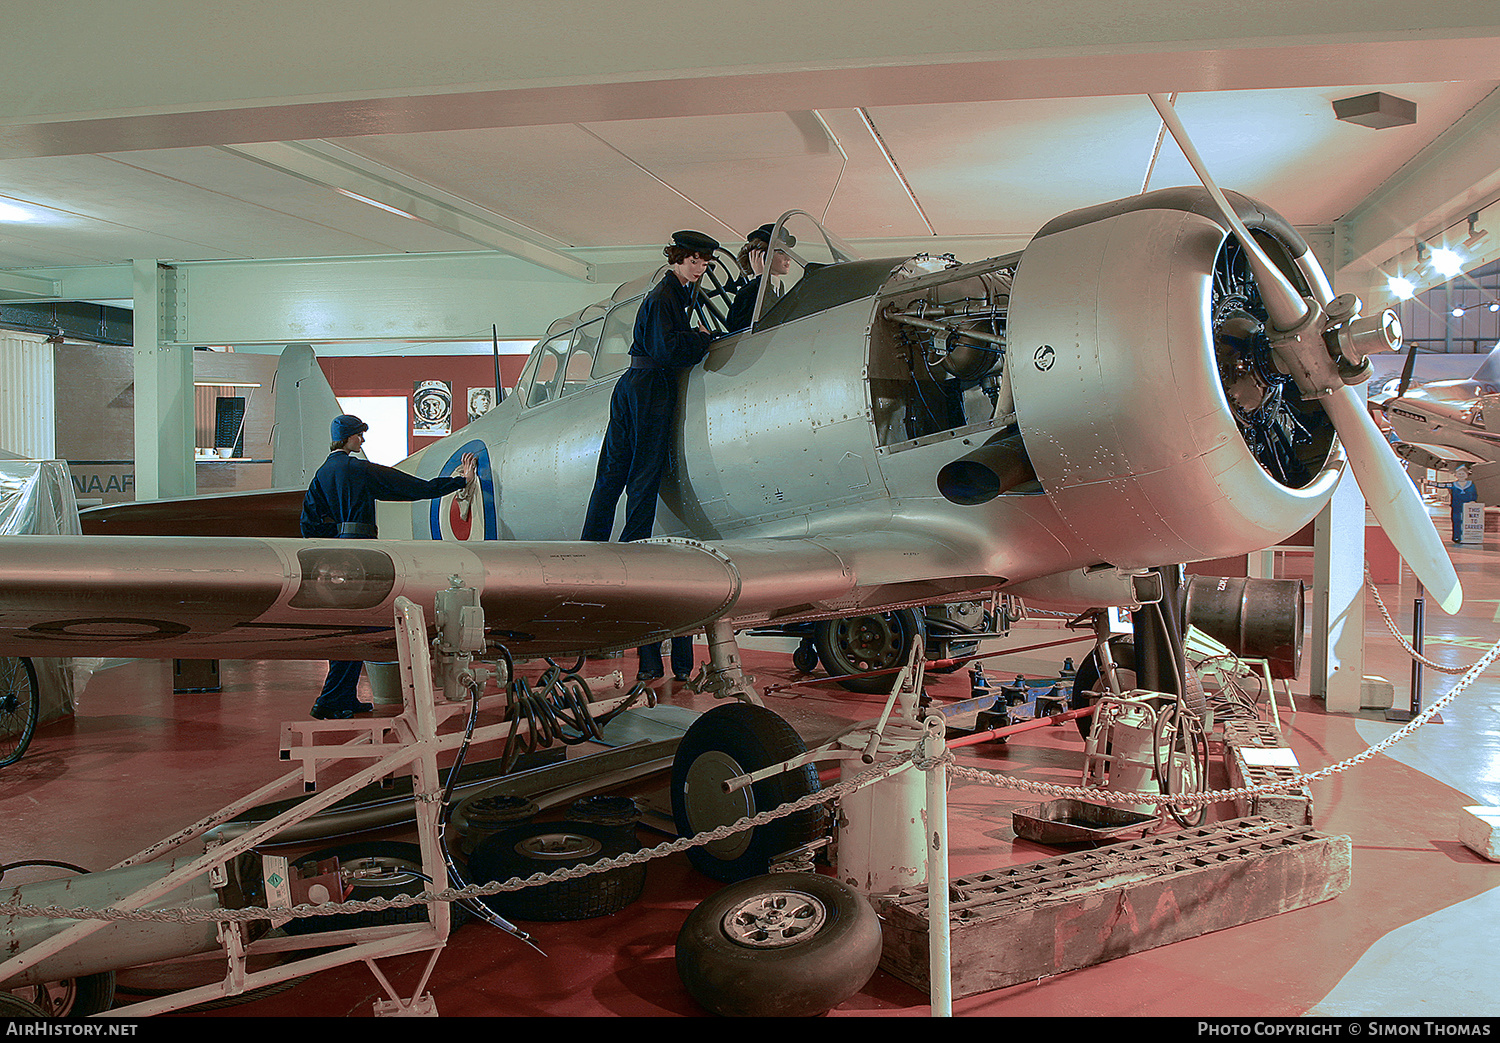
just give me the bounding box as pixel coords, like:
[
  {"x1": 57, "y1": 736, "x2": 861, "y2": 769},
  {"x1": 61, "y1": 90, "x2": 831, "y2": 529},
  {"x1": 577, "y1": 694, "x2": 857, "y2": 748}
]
[{"x1": 937, "y1": 432, "x2": 1037, "y2": 505}]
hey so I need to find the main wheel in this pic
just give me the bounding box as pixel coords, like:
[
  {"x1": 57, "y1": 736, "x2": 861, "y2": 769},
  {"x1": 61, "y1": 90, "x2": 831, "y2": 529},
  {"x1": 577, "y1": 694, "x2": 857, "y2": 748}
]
[
  {"x1": 812, "y1": 609, "x2": 923, "y2": 694},
  {"x1": 0, "y1": 656, "x2": 39, "y2": 768},
  {"x1": 284, "y1": 841, "x2": 436, "y2": 935},
  {"x1": 1070, "y1": 640, "x2": 1137, "y2": 738},
  {"x1": 672, "y1": 704, "x2": 825, "y2": 882},
  {"x1": 466, "y1": 819, "x2": 646, "y2": 922},
  {"x1": 676, "y1": 873, "x2": 883, "y2": 1017}
]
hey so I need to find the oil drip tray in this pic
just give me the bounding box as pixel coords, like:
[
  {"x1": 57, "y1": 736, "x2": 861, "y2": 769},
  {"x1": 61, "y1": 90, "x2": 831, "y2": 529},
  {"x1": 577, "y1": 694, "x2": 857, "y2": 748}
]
[{"x1": 1012, "y1": 799, "x2": 1154, "y2": 845}]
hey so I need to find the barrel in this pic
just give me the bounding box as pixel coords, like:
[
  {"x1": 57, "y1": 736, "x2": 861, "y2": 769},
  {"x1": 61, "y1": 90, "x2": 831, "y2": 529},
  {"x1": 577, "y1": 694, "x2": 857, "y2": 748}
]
[{"x1": 1181, "y1": 575, "x2": 1304, "y2": 680}]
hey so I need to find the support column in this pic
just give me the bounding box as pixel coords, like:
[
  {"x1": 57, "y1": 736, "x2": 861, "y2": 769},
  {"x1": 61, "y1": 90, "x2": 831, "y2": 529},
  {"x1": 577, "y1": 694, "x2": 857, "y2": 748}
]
[
  {"x1": 1309, "y1": 469, "x2": 1366, "y2": 713},
  {"x1": 132, "y1": 260, "x2": 194, "y2": 500}
]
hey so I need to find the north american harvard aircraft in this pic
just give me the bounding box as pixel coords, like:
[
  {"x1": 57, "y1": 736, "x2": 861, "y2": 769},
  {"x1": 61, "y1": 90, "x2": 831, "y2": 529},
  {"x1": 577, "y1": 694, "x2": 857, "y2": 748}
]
[
  {"x1": 0, "y1": 96, "x2": 1465, "y2": 706},
  {"x1": 1378, "y1": 343, "x2": 1500, "y2": 506}
]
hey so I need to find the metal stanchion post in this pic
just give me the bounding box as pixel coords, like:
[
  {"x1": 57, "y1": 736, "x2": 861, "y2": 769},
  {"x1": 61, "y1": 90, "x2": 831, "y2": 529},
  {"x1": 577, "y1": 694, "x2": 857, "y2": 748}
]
[
  {"x1": 1388, "y1": 583, "x2": 1441, "y2": 723},
  {"x1": 922, "y1": 715, "x2": 952, "y2": 1017}
]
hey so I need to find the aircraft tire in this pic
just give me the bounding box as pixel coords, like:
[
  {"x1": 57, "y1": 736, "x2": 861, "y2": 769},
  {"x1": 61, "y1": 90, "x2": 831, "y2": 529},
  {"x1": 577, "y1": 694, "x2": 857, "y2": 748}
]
[
  {"x1": 675, "y1": 872, "x2": 881, "y2": 1017},
  {"x1": 466, "y1": 820, "x2": 646, "y2": 922},
  {"x1": 812, "y1": 609, "x2": 923, "y2": 694},
  {"x1": 0, "y1": 992, "x2": 48, "y2": 1017},
  {"x1": 284, "y1": 841, "x2": 444, "y2": 936},
  {"x1": 1070, "y1": 640, "x2": 1137, "y2": 739},
  {"x1": 9, "y1": 973, "x2": 116, "y2": 1017},
  {"x1": 671, "y1": 703, "x2": 825, "y2": 882},
  {"x1": 791, "y1": 640, "x2": 819, "y2": 674}
]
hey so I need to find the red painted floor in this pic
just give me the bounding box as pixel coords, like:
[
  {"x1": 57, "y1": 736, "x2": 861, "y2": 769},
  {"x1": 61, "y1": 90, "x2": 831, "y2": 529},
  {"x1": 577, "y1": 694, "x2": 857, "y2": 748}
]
[{"x1": 3, "y1": 535, "x2": 1499, "y2": 1018}]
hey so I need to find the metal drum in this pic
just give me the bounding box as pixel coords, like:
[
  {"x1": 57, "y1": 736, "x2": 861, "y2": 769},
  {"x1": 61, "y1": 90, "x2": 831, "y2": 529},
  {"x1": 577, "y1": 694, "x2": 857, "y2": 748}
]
[{"x1": 1182, "y1": 574, "x2": 1304, "y2": 679}]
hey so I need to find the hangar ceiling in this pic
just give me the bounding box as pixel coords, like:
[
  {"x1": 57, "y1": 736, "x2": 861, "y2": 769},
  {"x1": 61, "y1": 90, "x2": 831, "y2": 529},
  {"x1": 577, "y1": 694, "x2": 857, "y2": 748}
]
[{"x1": 3, "y1": 1, "x2": 1500, "y2": 338}]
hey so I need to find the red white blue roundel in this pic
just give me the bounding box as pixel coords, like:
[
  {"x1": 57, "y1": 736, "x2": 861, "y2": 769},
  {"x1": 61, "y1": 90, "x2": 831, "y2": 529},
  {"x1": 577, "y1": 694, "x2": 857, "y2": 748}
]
[{"x1": 426, "y1": 439, "x2": 497, "y2": 541}]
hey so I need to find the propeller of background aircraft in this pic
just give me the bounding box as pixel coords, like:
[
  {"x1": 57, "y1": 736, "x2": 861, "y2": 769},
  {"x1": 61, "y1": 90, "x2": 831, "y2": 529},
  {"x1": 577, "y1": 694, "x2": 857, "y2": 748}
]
[
  {"x1": 1149, "y1": 94, "x2": 1462, "y2": 613},
  {"x1": 1396, "y1": 340, "x2": 1422, "y2": 399}
]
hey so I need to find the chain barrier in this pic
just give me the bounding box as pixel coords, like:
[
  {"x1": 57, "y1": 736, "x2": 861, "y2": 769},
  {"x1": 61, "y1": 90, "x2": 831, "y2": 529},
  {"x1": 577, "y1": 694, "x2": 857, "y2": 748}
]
[
  {"x1": 1365, "y1": 567, "x2": 1476, "y2": 675},
  {"x1": 7, "y1": 585, "x2": 1496, "y2": 928}
]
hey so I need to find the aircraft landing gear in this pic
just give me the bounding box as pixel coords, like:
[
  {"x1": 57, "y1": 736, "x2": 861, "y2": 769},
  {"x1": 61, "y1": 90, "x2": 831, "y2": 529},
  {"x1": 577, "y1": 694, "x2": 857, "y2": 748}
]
[{"x1": 697, "y1": 621, "x2": 763, "y2": 705}]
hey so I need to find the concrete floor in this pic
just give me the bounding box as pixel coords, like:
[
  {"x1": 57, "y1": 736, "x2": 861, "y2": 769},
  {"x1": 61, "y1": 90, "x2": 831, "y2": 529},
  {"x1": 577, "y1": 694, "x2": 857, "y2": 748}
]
[{"x1": 1, "y1": 518, "x2": 1498, "y2": 1018}]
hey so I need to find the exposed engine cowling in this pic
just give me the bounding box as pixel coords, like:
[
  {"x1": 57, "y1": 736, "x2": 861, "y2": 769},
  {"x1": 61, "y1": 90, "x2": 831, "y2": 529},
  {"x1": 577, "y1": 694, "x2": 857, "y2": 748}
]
[{"x1": 1002, "y1": 188, "x2": 1344, "y2": 570}]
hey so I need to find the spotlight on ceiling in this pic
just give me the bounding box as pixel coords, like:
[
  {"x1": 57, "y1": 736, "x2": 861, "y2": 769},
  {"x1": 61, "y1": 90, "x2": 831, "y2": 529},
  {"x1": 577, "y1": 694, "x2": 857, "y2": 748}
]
[
  {"x1": 1464, "y1": 212, "x2": 1490, "y2": 252},
  {"x1": 1333, "y1": 92, "x2": 1417, "y2": 130},
  {"x1": 1431, "y1": 247, "x2": 1464, "y2": 278},
  {"x1": 1388, "y1": 275, "x2": 1416, "y2": 300}
]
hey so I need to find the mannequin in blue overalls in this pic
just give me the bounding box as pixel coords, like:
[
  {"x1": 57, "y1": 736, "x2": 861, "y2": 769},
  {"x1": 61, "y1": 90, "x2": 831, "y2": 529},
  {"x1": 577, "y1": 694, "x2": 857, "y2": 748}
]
[
  {"x1": 1441, "y1": 464, "x2": 1480, "y2": 544},
  {"x1": 725, "y1": 223, "x2": 794, "y2": 334},
  {"x1": 581, "y1": 231, "x2": 718, "y2": 681},
  {"x1": 301, "y1": 414, "x2": 476, "y2": 718}
]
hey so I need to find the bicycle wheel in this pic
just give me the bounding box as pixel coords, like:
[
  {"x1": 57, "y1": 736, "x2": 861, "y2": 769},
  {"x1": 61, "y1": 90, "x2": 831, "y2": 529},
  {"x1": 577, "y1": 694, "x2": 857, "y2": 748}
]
[{"x1": 0, "y1": 656, "x2": 38, "y2": 768}]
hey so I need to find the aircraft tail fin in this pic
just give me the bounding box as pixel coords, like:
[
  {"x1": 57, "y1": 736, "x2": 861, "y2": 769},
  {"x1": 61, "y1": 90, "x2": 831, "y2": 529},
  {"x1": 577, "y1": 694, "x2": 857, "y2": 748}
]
[
  {"x1": 271, "y1": 344, "x2": 342, "y2": 489},
  {"x1": 1470, "y1": 343, "x2": 1500, "y2": 385}
]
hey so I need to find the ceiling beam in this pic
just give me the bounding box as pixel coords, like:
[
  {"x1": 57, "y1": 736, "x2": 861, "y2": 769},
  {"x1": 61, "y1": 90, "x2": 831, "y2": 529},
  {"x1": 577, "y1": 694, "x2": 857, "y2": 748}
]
[
  {"x1": 6, "y1": 12, "x2": 1500, "y2": 159},
  {"x1": 0, "y1": 271, "x2": 59, "y2": 302},
  {"x1": 219, "y1": 142, "x2": 593, "y2": 282}
]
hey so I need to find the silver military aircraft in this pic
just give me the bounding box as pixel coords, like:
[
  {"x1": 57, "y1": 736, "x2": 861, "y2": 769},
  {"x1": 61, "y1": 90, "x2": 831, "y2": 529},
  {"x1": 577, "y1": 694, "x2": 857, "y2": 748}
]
[
  {"x1": 0, "y1": 96, "x2": 1464, "y2": 701},
  {"x1": 1378, "y1": 344, "x2": 1500, "y2": 505}
]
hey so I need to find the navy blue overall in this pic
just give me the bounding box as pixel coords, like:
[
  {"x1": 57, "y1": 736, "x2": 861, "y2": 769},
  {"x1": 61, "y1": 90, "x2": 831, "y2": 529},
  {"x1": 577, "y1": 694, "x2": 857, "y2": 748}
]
[
  {"x1": 301, "y1": 452, "x2": 466, "y2": 714},
  {"x1": 580, "y1": 272, "x2": 712, "y2": 677}
]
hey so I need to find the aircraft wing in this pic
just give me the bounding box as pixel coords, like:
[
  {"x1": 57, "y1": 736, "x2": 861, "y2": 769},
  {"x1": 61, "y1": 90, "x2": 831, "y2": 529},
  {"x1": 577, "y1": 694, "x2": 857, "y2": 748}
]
[
  {"x1": 0, "y1": 529, "x2": 988, "y2": 662},
  {"x1": 1392, "y1": 441, "x2": 1489, "y2": 472},
  {"x1": 80, "y1": 488, "x2": 305, "y2": 537}
]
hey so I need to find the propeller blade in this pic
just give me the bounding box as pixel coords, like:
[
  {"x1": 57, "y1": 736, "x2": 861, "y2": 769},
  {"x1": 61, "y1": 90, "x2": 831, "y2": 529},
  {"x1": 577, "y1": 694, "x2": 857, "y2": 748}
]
[
  {"x1": 1148, "y1": 94, "x2": 1313, "y2": 333},
  {"x1": 1147, "y1": 93, "x2": 1462, "y2": 612},
  {"x1": 1397, "y1": 341, "x2": 1419, "y2": 398},
  {"x1": 1323, "y1": 387, "x2": 1462, "y2": 612}
]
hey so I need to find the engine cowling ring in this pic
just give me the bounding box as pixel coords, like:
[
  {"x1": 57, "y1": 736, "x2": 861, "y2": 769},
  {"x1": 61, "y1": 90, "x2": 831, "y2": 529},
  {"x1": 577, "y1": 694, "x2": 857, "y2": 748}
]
[{"x1": 1004, "y1": 189, "x2": 1342, "y2": 570}]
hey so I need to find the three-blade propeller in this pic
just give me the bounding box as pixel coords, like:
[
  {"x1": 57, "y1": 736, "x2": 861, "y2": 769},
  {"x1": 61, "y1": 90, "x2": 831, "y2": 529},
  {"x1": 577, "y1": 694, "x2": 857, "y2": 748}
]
[{"x1": 1149, "y1": 94, "x2": 1461, "y2": 613}]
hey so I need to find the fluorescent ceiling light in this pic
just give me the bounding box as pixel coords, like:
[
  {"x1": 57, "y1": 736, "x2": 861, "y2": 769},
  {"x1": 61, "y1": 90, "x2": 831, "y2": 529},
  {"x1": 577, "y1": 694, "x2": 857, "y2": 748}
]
[
  {"x1": 335, "y1": 188, "x2": 420, "y2": 221},
  {"x1": 0, "y1": 200, "x2": 35, "y2": 222}
]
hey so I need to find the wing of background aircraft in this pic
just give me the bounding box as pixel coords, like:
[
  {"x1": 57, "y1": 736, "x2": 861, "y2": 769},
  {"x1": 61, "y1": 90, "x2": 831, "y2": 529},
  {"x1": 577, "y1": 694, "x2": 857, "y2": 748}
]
[{"x1": 1393, "y1": 442, "x2": 1489, "y2": 472}]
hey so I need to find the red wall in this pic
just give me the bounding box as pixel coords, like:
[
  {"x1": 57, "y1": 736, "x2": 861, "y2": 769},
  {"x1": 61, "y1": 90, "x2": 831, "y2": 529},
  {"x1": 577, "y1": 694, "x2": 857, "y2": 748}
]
[{"x1": 319, "y1": 354, "x2": 530, "y2": 451}]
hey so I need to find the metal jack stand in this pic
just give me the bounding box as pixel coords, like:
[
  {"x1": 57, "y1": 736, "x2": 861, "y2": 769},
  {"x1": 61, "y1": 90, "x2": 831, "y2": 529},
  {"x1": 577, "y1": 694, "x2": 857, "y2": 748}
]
[{"x1": 0, "y1": 592, "x2": 640, "y2": 1017}]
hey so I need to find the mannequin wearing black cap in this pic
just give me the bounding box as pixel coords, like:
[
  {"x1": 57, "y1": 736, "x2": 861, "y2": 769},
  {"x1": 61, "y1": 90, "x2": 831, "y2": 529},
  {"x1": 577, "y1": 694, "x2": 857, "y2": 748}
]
[
  {"x1": 725, "y1": 223, "x2": 794, "y2": 334},
  {"x1": 581, "y1": 231, "x2": 717, "y2": 680},
  {"x1": 301, "y1": 414, "x2": 477, "y2": 718}
]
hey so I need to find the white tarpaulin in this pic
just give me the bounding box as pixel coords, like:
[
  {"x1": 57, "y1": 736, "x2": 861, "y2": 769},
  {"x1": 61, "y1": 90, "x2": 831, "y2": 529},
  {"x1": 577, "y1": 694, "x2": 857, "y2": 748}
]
[{"x1": 0, "y1": 459, "x2": 83, "y2": 720}]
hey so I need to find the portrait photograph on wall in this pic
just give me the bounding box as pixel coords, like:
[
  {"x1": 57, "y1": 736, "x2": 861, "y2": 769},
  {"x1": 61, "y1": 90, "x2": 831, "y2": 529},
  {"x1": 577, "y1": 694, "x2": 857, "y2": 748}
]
[{"x1": 412, "y1": 379, "x2": 452, "y2": 436}]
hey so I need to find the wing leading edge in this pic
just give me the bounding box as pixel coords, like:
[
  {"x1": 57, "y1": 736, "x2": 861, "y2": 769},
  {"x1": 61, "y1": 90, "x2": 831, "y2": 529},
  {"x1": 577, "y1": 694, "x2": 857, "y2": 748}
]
[{"x1": 0, "y1": 529, "x2": 989, "y2": 662}]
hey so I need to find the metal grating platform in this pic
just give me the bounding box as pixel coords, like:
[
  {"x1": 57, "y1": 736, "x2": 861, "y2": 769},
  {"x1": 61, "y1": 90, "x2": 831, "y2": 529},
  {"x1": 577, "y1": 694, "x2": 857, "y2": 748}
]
[{"x1": 877, "y1": 817, "x2": 1352, "y2": 998}]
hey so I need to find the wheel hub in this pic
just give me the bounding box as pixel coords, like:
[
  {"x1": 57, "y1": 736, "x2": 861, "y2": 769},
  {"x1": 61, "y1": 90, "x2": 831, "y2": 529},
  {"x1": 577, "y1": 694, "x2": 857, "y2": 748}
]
[
  {"x1": 721, "y1": 889, "x2": 828, "y2": 949},
  {"x1": 514, "y1": 831, "x2": 603, "y2": 861},
  {"x1": 683, "y1": 750, "x2": 754, "y2": 860},
  {"x1": 832, "y1": 617, "x2": 899, "y2": 669}
]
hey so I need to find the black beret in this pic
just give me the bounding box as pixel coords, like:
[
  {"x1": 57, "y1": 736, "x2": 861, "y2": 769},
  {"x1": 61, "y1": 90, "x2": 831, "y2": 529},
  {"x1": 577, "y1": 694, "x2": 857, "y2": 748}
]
[
  {"x1": 671, "y1": 230, "x2": 720, "y2": 253},
  {"x1": 747, "y1": 223, "x2": 795, "y2": 248}
]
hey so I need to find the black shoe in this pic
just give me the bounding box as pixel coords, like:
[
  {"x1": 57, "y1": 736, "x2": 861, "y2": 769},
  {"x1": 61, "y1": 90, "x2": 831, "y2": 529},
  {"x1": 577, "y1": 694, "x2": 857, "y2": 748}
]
[
  {"x1": 673, "y1": 673, "x2": 691, "y2": 683},
  {"x1": 352, "y1": 701, "x2": 374, "y2": 714},
  {"x1": 309, "y1": 704, "x2": 355, "y2": 720},
  {"x1": 636, "y1": 670, "x2": 663, "y2": 682}
]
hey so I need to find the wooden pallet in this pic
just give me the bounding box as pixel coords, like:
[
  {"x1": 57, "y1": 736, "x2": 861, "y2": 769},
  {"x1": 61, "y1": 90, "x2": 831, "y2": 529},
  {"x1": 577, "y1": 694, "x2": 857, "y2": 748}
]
[{"x1": 877, "y1": 817, "x2": 1351, "y2": 999}]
